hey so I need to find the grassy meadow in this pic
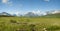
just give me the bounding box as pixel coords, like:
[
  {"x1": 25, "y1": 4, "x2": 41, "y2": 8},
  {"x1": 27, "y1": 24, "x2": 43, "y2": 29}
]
[{"x1": 0, "y1": 17, "x2": 60, "y2": 31}]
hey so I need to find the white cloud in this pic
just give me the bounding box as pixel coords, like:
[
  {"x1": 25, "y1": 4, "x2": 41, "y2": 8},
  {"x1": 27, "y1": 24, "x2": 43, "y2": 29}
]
[
  {"x1": 2, "y1": 0, "x2": 13, "y2": 6},
  {"x1": 44, "y1": 0, "x2": 50, "y2": 2},
  {"x1": 2, "y1": 0, "x2": 9, "y2": 4}
]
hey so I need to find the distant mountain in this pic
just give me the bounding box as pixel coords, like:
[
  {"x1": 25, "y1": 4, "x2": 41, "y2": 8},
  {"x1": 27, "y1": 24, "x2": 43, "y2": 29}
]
[
  {"x1": 46, "y1": 10, "x2": 60, "y2": 14},
  {"x1": 0, "y1": 12, "x2": 14, "y2": 17},
  {"x1": 45, "y1": 13, "x2": 60, "y2": 18},
  {"x1": 24, "y1": 12, "x2": 38, "y2": 17},
  {"x1": 0, "y1": 12, "x2": 11, "y2": 15},
  {"x1": 0, "y1": 10, "x2": 60, "y2": 17},
  {"x1": 40, "y1": 10, "x2": 60, "y2": 18},
  {"x1": 12, "y1": 14, "x2": 17, "y2": 16},
  {"x1": 51, "y1": 10, "x2": 60, "y2": 14}
]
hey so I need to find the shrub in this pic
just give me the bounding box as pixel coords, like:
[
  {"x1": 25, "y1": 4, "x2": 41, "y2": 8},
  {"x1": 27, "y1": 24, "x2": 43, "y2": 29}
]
[
  {"x1": 29, "y1": 24, "x2": 36, "y2": 31},
  {"x1": 10, "y1": 20, "x2": 17, "y2": 23}
]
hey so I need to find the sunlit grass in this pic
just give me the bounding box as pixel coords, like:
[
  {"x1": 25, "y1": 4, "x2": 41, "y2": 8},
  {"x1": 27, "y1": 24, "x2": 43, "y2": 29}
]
[{"x1": 0, "y1": 17, "x2": 60, "y2": 31}]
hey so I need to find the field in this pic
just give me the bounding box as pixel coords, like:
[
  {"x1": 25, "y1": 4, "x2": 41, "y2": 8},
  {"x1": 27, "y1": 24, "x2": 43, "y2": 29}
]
[{"x1": 0, "y1": 17, "x2": 60, "y2": 31}]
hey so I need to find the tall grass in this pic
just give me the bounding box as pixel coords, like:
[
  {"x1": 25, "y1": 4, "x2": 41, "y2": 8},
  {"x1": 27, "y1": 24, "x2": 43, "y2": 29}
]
[{"x1": 0, "y1": 17, "x2": 60, "y2": 31}]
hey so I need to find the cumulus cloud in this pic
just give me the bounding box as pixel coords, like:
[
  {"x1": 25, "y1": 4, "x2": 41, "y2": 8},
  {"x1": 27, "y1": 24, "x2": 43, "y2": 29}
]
[
  {"x1": 2, "y1": 0, "x2": 13, "y2": 6},
  {"x1": 2, "y1": 0, "x2": 9, "y2": 4},
  {"x1": 44, "y1": 0, "x2": 50, "y2": 2}
]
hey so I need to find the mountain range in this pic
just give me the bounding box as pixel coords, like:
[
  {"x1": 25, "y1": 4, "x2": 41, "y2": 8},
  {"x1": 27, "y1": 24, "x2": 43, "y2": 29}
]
[{"x1": 0, "y1": 10, "x2": 60, "y2": 17}]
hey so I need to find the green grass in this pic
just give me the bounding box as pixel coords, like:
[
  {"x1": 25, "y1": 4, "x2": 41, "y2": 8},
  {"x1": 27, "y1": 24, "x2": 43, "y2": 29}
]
[{"x1": 0, "y1": 17, "x2": 60, "y2": 31}]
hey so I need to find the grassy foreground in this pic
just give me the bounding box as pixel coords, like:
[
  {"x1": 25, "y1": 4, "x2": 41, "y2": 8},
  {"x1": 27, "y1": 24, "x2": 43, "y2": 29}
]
[{"x1": 0, "y1": 17, "x2": 60, "y2": 31}]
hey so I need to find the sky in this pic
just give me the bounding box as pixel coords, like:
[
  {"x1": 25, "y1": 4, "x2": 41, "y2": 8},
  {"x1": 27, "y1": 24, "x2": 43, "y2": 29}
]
[{"x1": 0, "y1": 0, "x2": 60, "y2": 15}]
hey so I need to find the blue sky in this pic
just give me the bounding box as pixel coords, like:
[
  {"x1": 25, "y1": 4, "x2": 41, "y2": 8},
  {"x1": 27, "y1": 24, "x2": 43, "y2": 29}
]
[{"x1": 0, "y1": 0, "x2": 60, "y2": 15}]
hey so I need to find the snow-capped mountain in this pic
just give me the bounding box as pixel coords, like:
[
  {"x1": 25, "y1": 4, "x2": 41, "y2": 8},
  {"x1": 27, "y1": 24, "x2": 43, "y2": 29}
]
[
  {"x1": 0, "y1": 10, "x2": 60, "y2": 17},
  {"x1": 24, "y1": 12, "x2": 38, "y2": 17},
  {"x1": 51, "y1": 10, "x2": 60, "y2": 14},
  {"x1": 0, "y1": 12, "x2": 21, "y2": 16},
  {"x1": 0, "y1": 12, "x2": 11, "y2": 16}
]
